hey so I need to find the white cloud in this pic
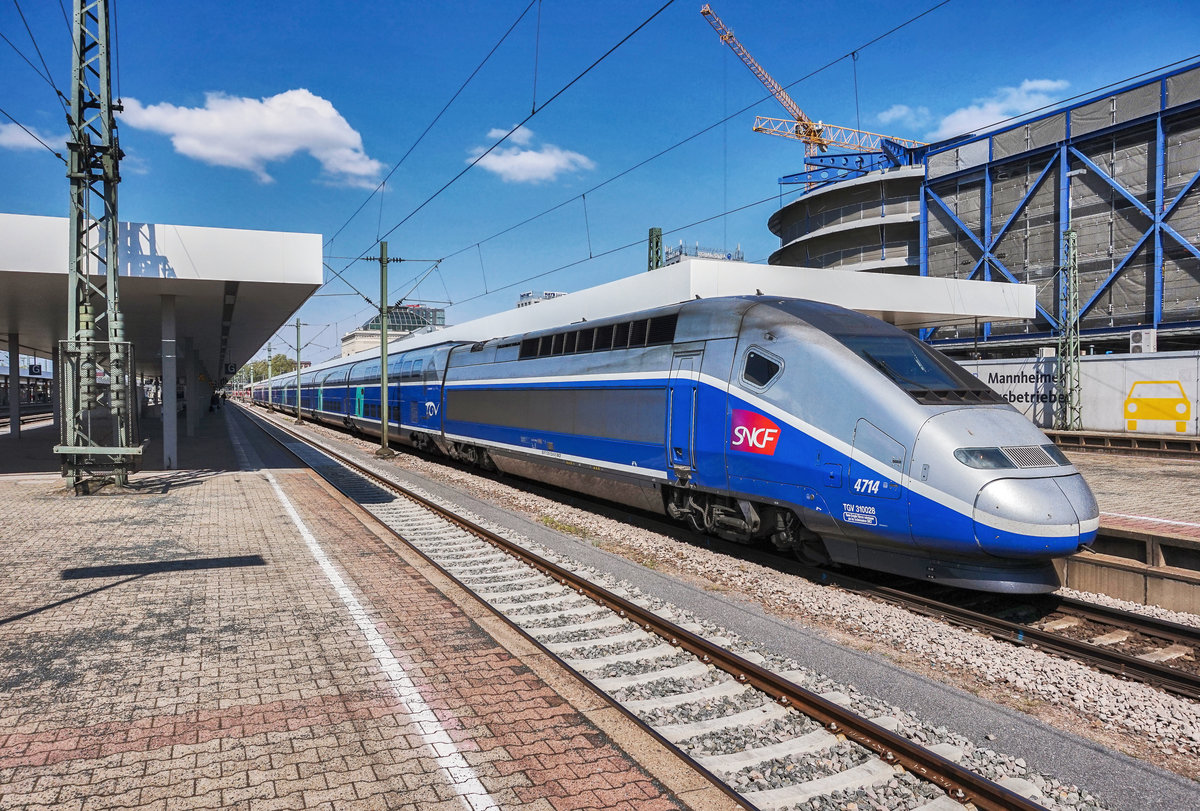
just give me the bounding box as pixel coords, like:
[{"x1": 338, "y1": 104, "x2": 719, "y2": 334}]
[
  {"x1": 0, "y1": 122, "x2": 67, "y2": 153},
  {"x1": 121, "y1": 89, "x2": 383, "y2": 186},
  {"x1": 927, "y1": 79, "x2": 1069, "y2": 141},
  {"x1": 487, "y1": 125, "x2": 535, "y2": 146},
  {"x1": 877, "y1": 104, "x2": 930, "y2": 129},
  {"x1": 470, "y1": 126, "x2": 594, "y2": 184}
]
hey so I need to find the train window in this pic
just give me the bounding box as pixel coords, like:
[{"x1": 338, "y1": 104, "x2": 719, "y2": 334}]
[
  {"x1": 1042, "y1": 444, "x2": 1070, "y2": 466},
  {"x1": 577, "y1": 328, "x2": 595, "y2": 352},
  {"x1": 564, "y1": 332, "x2": 578, "y2": 354},
  {"x1": 838, "y1": 333, "x2": 1004, "y2": 404},
  {"x1": 647, "y1": 314, "x2": 678, "y2": 345},
  {"x1": 594, "y1": 325, "x2": 613, "y2": 350},
  {"x1": 612, "y1": 322, "x2": 630, "y2": 349},
  {"x1": 954, "y1": 447, "x2": 1015, "y2": 469},
  {"x1": 412, "y1": 360, "x2": 423, "y2": 378},
  {"x1": 519, "y1": 338, "x2": 539, "y2": 359},
  {"x1": 551, "y1": 334, "x2": 564, "y2": 355},
  {"x1": 401, "y1": 361, "x2": 413, "y2": 378},
  {"x1": 629, "y1": 319, "x2": 648, "y2": 347},
  {"x1": 742, "y1": 350, "x2": 782, "y2": 388}
]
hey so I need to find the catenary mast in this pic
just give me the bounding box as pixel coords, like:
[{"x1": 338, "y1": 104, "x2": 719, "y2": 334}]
[{"x1": 55, "y1": 0, "x2": 141, "y2": 492}]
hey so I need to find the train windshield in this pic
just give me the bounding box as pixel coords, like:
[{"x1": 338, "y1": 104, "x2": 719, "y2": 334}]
[{"x1": 837, "y1": 333, "x2": 1004, "y2": 405}]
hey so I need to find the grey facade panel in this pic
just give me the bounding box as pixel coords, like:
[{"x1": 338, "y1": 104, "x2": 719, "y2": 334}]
[
  {"x1": 993, "y1": 126, "x2": 1030, "y2": 161},
  {"x1": 1028, "y1": 113, "x2": 1066, "y2": 152},
  {"x1": 1115, "y1": 82, "x2": 1161, "y2": 126},
  {"x1": 1073, "y1": 96, "x2": 1115, "y2": 138},
  {"x1": 1166, "y1": 66, "x2": 1200, "y2": 108},
  {"x1": 959, "y1": 140, "x2": 990, "y2": 169},
  {"x1": 927, "y1": 149, "x2": 959, "y2": 179}
]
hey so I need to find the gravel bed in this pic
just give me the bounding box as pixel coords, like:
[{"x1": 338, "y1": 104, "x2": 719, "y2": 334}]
[
  {"x1": 459, "y1": 575, "x2": 550, "y2": 593},
  {"x1": 537, "y1": 624, "x2": 636, "y2": 645},
  {"x1": 583, "y1": 651, "x2": 695, "y2": 679},
  {"x1": 728, "y1": 741, "x2": 872, "y2": 790},
  {"x1": 558, "y1": 635, "x2": 665, "y2": 660},
  {"x1": 513, "y1": 608, "x2": 610, "y2": 628},
  {"x1": 501, "y1": 598, "x2": 594, "y2": 618},
  {"x1": 681, "y1": 714, "x2": 822, "y2": 756},
  {"x1": 1056, "y1": 585, "x2": 1200, "y2": 630},
  {"x1": 636, "y1": 689, "x2": 774, "y2": 726},
  {"x1": 612, "y1": 672, "x2": 731, "y2": 703},
  {"x1": 789, "y1": 773, "x2": 950, "y2": 811},
  {"x1": 284, "y1": 418, "x2": 1196, "y2": 806}
]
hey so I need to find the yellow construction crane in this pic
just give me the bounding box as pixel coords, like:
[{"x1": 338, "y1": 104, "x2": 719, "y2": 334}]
[{"x1": 700, "y1": 4, "x2": 925, "y2": 158}]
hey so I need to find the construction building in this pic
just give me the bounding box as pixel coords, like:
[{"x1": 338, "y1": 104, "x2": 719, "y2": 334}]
[{"x1": 767, "y1": 62, "x2": 1200, "y2": 357}]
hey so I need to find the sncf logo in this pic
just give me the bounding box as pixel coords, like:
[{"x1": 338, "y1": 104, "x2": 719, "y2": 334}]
[{"x1": 730, "y1": 409, "x2": 781, "y2": 455}]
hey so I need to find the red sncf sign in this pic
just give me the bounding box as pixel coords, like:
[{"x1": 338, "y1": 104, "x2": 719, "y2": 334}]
[{"x1": 730, "y1": 409, "x2": 781, "y2": 455}]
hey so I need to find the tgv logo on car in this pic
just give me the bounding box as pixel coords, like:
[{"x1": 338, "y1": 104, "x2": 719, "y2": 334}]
[{"x1": 730, "y1": 409, "x2": 781, "y2": 455}]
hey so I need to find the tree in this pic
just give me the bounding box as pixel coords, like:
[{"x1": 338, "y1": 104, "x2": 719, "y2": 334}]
[{"x1": 238, "y1": 353, "x2": 297, "y2": 385}]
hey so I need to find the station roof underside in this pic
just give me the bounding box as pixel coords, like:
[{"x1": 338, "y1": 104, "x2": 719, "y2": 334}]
[{"x1": 0, "y1": 213, "x2": 322, "y2": 382}]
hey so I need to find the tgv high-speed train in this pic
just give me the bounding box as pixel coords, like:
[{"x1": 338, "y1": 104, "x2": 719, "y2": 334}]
[{"x1": 253, "y1": 296, "x2": 1098, "y2": 593}]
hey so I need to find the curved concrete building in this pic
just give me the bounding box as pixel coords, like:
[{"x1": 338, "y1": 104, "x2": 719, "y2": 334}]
[{"x1": 767, "y1": 166, "x2": 923, "y2": 274}]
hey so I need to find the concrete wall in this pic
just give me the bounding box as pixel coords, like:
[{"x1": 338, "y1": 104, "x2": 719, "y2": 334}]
[{"x1": 961, "y1": 351, "x2": 1200, "y2": 435}]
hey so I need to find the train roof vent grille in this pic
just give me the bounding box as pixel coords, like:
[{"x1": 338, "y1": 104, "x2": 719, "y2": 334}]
[{"x1": 1002, "y1": 445, "x2": 1055, "y2": 468}]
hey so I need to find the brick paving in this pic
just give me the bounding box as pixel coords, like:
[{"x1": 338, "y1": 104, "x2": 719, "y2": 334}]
[{"x1": 0, "y1": 411, "x2": 733, "y2": 810}]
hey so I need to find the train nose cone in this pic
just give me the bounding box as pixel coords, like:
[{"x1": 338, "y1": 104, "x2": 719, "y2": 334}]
[{"x1": 973, "y1": 473, "x2": 1098, "y2": 558}]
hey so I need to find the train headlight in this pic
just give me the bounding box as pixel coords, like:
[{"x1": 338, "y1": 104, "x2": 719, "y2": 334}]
[{"x1": 954, "y1": 447, "x2": 1016, "y2": 469}]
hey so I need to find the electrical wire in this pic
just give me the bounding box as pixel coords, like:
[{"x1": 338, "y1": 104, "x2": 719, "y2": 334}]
[
  {"x1": 11, "y1": 0, "x2": 68, "y2": 113},
  {"x1": 0, "y1": 104, "x2": 66, "y2": 163},
  {"x1": 324, "y1": 0, "x2": 539, "y2": 251},
  {"x1": 437, "y1": 0, "x2": 955, "y2": 268},
  {"x1": 329, "y1": 0, "x2": 678, "y2": 286},
  {"x1": 450, "y1": 183, "x2": 808, "y2": 308},
  {"x1": 0, "y1": 29, "x2": 61, "y2": 98}
]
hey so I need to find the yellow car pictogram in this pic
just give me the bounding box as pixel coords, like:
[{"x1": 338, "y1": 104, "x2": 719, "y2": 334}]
[{"x1": 1124, "y1": 380, "x2": 1190, "y2": 433}]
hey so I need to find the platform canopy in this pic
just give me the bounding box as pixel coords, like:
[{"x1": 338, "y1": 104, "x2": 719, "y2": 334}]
[{"x1": 0, "y1": 213, "x2": 322, "y2": 383}]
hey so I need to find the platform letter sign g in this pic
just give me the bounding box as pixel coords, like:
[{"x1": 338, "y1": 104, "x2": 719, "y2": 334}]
[{"x1": 730, "y1": 409, "x2": 781, "y2": 455}]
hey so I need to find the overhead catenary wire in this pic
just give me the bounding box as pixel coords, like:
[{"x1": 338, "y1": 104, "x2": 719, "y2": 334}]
[
  {"x1": 11, "y1": 0, "x2": 68, "y2": 113},
  {"x1": 0, "y1": 103, "x2": 66, "y2": 163},
  {"x1": 313, "y1": 0, "x2": 947, "y2": 351},
  {"x1": 324, "y1": 0, "x2": 539, "y2": 252},
  {"x1": 450, "y1": 183, "x2": 809, "y2": 309},
  {"x1": 0, "y1": 29, "x2": 62, "y2": 100},
  {"x1": 437, "y1": 0, "x2": 957, "y2": 269},
  {"x1": 328, "y1": 0, "x2": 679, "y2": 288}
]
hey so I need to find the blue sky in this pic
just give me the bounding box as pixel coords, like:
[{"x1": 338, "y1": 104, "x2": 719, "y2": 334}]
[{"x1": 3, "y1": 0, "x2": 1199, "y2": 365}]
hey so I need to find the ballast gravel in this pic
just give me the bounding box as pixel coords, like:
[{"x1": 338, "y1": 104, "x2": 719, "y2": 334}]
[{"x1": 288, "y1": 418, "x2": 1200, "y2": 808}]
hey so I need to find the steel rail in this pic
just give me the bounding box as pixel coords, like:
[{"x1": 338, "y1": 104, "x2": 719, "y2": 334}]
[
  {"x1": 239, "y1": 406, "x2": 751, "y2": 811},
  {"x1": 858, "y1": 582, "x2": 1200, "y2": 701},
  {"x1": 1056, "y1": 595, "x2": 1200, "y2": 648},
  {"x1": 243, "y1": 405, "x2": 1046, "y2": 811}
]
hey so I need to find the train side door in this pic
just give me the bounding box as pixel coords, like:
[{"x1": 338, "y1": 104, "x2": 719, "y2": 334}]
[
  {"x1": 354, "y1": 386, "x2": 364, "y2": 418},
  {"x1": 667, "y1": 352, "x2": 700, "y2": 478}
]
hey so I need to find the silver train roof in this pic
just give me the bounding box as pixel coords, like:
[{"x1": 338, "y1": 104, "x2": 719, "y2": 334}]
[{"x1": 288, "y1": 258, "x2": 1034, "y2": 379}]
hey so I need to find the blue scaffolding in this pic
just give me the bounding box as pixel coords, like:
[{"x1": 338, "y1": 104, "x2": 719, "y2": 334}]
[{"x1": 918, "y1": 62, "x2": 1200, "y2": 347}]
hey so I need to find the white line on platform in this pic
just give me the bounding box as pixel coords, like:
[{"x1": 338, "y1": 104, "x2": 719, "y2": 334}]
[
  {"x1": 226, "y1": 411, "x2": 499, "y2": 811},
  {"x1": 1102, "y1": 511, "x2": 1200, "y2": 530}
]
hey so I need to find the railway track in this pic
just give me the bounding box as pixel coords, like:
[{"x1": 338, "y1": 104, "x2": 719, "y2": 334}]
[
  {"x1": 1046, "y1": 428, "x2": 1200, "y2": 460},
  {"x1": 0, "y1": 409, "x2": 53, "y2": 429},
  {"x1": 825, "y1": 576, "x2": 1200, "y2": 702},
  {"x1": 237, "y1": 405, "x2": 1046, "y2": 811}
]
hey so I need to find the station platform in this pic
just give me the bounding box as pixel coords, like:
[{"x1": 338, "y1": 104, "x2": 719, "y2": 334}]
[
  {"x1": 1067, "y1": 449, "x2": 1200, "y2": 544},
  {"x1": 0, "y1": 409, "x2": 733, "y2": 811}
]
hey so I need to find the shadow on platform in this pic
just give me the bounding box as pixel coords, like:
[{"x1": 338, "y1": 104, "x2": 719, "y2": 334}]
[{"x1": 0, "y1": 406, "x2": 293, "y2": 483}]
